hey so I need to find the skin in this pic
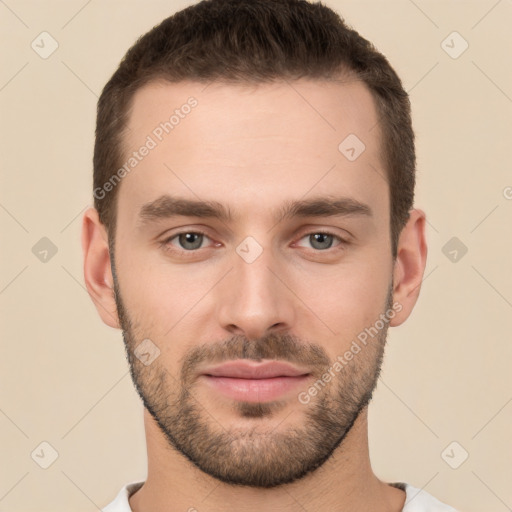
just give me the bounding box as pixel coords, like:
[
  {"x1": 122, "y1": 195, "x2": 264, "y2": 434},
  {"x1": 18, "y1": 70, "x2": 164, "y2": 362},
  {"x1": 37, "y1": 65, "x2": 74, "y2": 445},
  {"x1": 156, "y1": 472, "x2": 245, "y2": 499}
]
[{"x1": 82, "y1": 78, "x2": 427, "y2": 511}]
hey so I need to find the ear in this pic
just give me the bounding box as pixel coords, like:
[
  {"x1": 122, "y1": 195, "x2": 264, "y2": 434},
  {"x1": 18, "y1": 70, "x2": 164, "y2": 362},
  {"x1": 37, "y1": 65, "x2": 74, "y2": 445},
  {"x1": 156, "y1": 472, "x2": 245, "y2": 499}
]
[
  {"x1": 389, "y1": 208, "x2": 428, "y2": 327},
  {"x1": 81, "y1": 207, "x2": 120, "y2": 329}
]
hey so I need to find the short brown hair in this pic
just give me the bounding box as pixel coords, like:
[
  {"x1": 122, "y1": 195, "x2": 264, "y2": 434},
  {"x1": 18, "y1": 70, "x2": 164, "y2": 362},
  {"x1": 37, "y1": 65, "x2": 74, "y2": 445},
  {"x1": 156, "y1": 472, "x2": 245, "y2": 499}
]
[{"x1": 93, "y1": 0, "x2": 415, "y2": 259}]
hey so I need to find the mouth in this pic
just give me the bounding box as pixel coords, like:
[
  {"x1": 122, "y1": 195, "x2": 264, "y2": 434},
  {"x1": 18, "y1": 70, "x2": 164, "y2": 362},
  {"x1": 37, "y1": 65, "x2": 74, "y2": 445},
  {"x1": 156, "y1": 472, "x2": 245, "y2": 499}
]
[{"x1": 199, "y1": 360, "x2": 312, "y2": 403}]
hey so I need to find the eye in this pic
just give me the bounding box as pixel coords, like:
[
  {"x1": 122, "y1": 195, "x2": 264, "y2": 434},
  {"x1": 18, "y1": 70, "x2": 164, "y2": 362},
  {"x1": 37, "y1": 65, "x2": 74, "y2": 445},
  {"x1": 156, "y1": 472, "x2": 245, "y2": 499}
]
[
  {"x1": 161, "y1": 231, "x2": 212, "y2": 252},
  {"x1": 295, "y1": 231, "x2": 346, "y2": 251}
]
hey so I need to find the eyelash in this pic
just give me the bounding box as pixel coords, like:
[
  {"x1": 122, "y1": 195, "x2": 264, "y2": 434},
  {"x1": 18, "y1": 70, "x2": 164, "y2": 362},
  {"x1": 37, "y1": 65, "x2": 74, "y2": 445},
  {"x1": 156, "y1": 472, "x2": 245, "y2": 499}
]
[{"x1": 159, "y1": 230, "x2": 349, "y2": 256}]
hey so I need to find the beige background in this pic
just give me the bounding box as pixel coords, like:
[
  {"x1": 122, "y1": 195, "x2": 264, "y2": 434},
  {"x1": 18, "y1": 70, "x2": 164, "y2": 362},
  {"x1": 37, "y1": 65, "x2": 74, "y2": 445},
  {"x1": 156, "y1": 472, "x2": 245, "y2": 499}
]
[{"x1": 1, "y1": 1, "x2": 511, "y2": 511}]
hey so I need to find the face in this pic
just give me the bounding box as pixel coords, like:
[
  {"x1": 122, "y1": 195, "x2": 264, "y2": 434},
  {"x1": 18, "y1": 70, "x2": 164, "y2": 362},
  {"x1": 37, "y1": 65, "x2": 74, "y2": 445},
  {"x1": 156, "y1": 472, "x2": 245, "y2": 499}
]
[{"x1": 111, "y1": 78, "x2": 396, "y2": 487}]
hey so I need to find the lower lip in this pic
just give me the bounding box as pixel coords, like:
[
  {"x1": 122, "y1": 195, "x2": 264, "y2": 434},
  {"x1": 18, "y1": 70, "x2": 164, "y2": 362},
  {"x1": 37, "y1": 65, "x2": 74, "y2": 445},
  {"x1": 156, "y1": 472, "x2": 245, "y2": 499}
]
[{"x1": 201, "y1": 375, "x2": 311, "y2": 402}]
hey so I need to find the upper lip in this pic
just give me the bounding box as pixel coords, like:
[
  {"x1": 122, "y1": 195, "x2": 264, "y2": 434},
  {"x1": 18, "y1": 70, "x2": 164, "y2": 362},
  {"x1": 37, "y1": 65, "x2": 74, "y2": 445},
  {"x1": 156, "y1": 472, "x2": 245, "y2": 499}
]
[{"x1": 201, "y1": 360, "x2": 310, "y2": 379}]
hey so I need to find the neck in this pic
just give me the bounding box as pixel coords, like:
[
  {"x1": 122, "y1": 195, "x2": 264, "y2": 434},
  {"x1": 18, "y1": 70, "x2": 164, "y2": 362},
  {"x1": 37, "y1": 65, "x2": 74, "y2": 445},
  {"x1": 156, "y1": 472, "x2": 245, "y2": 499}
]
[{"x1": 129, "y1": 407, "x2": 406, "y2": 512}]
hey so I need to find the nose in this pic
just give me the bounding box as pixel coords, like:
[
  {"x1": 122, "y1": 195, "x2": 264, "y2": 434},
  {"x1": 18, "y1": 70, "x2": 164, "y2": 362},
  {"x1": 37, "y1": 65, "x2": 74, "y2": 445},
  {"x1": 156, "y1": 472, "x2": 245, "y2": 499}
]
[{"x1": 215, "y1": 244, "x2": 296, "y2": 341}]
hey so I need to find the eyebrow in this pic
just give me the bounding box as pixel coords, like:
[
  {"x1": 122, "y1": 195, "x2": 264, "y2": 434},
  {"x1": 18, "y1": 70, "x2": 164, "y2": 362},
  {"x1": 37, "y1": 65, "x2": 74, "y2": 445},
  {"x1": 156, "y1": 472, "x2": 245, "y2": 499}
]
[{"x1": 137, "y1": 194, "x2": 373, "y2": 227}]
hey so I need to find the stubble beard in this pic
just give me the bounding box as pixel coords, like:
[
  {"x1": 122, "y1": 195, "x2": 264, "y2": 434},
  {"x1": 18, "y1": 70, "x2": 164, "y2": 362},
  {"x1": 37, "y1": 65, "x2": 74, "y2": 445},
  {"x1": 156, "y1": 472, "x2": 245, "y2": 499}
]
[{"x1": 112, "y1": 264, "x2": 391, "y2": 488}]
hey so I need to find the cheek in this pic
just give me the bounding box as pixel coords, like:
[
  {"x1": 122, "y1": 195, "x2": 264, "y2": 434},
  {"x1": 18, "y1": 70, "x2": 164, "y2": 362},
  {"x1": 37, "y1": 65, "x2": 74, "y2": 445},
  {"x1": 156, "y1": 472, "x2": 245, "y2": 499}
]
[
  {"x1": 115, "y1": 245, "x2": 220, "y2": 345},
  {"x1": 294, "y1": 257, "x2": 391, "y2": 343},
  {"x1": 115, "y1": 246, "x2": 171, "y2": 326}
]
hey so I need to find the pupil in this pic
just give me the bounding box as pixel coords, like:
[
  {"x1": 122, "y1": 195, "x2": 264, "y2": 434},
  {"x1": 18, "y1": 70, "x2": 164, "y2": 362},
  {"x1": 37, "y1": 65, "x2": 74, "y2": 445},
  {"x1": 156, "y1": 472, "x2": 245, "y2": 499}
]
[
  {"x1": 312, "y1": 233, "x2": 332, "y2": 249},
  {"x1": 180, "y1": 233, "x2": 202, "y2": 250}
]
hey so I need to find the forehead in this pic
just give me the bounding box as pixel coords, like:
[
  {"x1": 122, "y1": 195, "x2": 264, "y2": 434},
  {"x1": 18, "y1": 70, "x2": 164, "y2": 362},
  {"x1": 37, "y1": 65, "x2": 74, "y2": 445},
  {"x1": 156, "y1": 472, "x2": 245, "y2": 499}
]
[
  {"x1": 125, "y1": 78, "x2": 379, "y2": 150},
  {"x1": 117, "y1": 78, "x2": 386, "y2": 228}
]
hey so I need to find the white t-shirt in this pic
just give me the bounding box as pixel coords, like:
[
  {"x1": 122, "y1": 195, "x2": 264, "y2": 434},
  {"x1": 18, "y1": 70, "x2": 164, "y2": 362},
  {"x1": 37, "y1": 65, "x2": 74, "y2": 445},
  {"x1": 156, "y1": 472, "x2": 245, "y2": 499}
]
[{"x1": 102, "y1": 481, "x2": 458, "y2": 511}]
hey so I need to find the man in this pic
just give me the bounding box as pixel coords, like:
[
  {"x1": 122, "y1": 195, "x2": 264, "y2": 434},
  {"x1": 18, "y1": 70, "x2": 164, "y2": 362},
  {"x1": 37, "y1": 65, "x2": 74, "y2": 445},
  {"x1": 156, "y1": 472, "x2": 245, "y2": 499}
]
[{"x1": 82, "y1": 0, "x2": 457, "y2": 510}]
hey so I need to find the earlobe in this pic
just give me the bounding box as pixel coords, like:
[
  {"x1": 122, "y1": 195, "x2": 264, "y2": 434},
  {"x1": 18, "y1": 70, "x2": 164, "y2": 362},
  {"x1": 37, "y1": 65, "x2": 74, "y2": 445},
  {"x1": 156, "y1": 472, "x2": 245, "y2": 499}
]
[
  {"x1": 389, "y1": 208, "x2": 428, "y2": 327},
  {"x1": 81, "y1": 207, "x2": 120, "y2": 329}
]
